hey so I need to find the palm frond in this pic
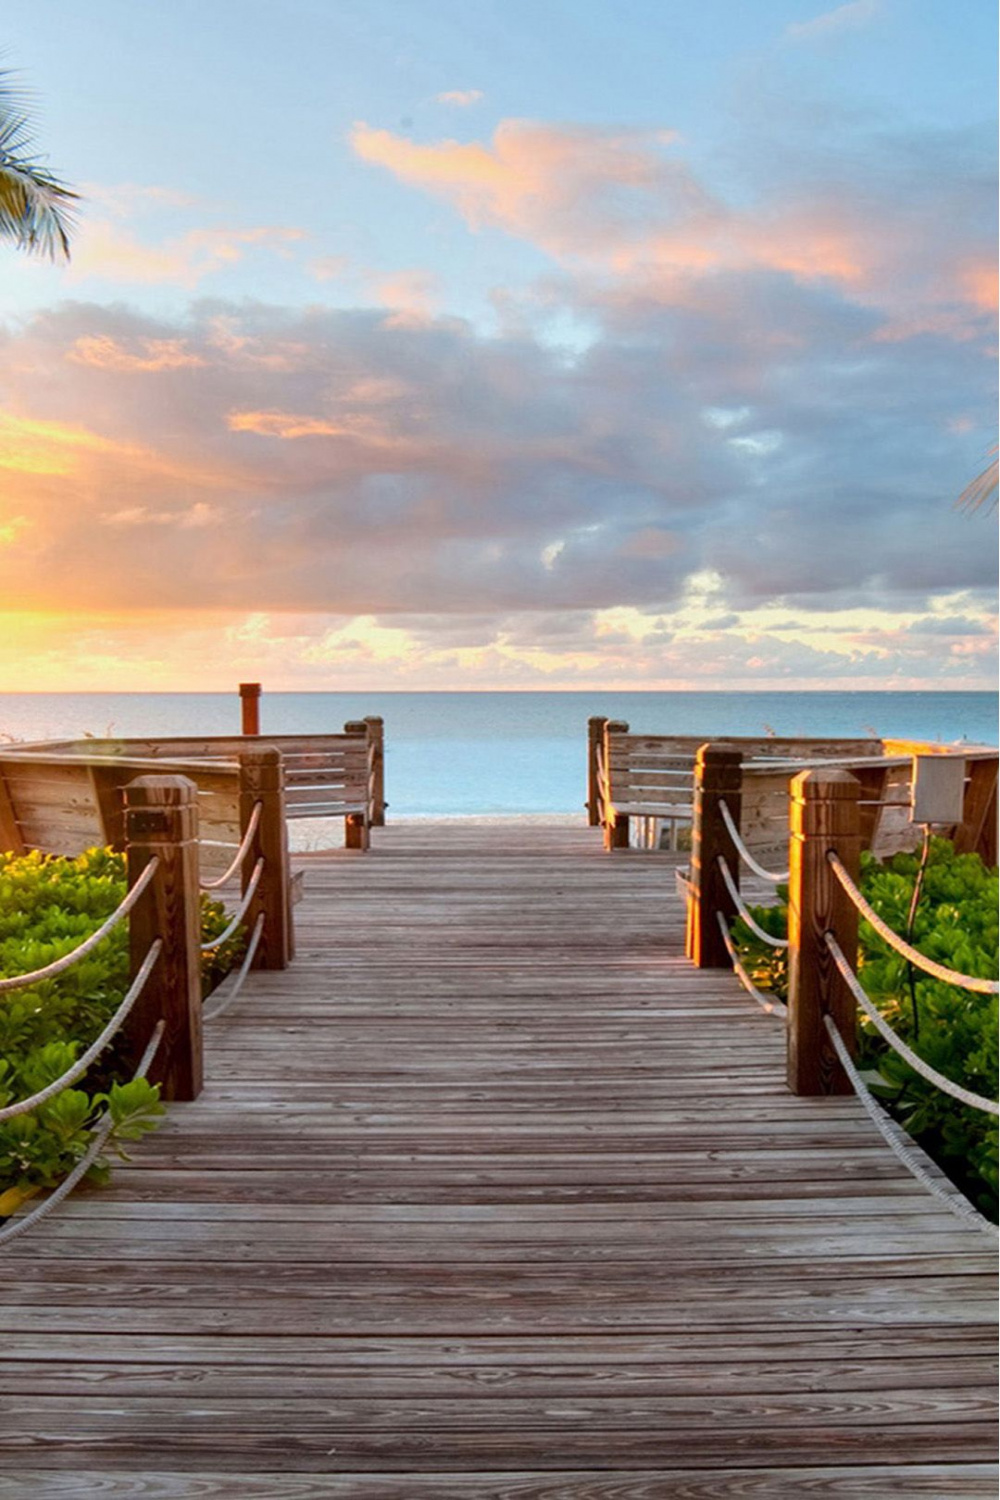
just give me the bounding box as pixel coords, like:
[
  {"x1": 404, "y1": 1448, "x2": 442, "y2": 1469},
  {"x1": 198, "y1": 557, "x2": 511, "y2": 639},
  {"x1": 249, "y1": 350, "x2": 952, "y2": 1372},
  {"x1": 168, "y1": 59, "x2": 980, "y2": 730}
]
[
  {"x1": 957, "y1": 448, "x2": 999, "y2": 515},
  {"x1": 0, "y1": 70, "x2": 77, "y2": 260}
]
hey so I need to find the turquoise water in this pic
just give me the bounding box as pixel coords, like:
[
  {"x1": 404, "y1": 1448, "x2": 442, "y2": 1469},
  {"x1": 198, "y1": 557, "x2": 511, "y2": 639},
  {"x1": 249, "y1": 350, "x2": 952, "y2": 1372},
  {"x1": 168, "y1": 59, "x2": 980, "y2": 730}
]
[{"x1": 1, "y1": 691, "x2": 996, "y2": 815}]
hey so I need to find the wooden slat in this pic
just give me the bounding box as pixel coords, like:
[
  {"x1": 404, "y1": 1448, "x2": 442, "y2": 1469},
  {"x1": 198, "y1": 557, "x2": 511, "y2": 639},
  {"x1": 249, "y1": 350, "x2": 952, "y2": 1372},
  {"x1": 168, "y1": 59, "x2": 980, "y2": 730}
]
[{"x1": 1, "y1": 820, "x2": 994, "y2": 1490}]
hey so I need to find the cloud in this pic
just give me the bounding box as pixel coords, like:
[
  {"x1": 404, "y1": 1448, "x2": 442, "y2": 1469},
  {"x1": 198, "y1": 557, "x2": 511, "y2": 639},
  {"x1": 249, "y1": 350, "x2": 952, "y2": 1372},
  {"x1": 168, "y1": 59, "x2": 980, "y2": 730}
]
[
  {"x1": 352, "y1": 116, "x2": 995, "y2": 343},
  {"x1": 68, "y1": 212, "x2": 309, "y2": 287},
  {"x1": 436, "y1": 90, "x2": 484, "y2": 107},
  {"x1": 374, "y1": 268, "x2": 439, "y2": 317},
  {"x1": 0, "y1": 291, "x2": 992, "y2": 663},
  {"x1": 787, "y1": 1, "x2": 882, "y2": 41},
  {"x1": 309, "y1": 254, "x2": 350, "y2": 282},
  {"x1": 68, "y1": 335, "x2": 206, "y2": 371},
  {"x1": 350, "y1": 119, "x2": 701, "y2": 266}
]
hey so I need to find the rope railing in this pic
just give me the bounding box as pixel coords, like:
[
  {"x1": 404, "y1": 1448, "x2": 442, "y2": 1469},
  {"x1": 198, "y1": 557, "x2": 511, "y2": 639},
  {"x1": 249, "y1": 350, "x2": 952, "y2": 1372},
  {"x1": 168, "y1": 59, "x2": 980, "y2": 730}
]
[
  {"x1": 203, "y1": 913, "x2": 265, "y2": 1022},
  {"x1": 199, "y1": 801, "x2": 261, "y2": 890},
  {"x1": 719, "y1": 800, "x2": 789, "y2": 884},
  {"x1": 716, "y1": 912, "x2": 787, "y2": 1018},
  {"x1": 0, "y1": 940, "x2": 163, "y2": 1122},
  {"x1": 0, "y1": 1018, "x2": 166, "y2": 1249},
  {"x1": 0, "y1": 858, "x2": 160, "y2": 994},
  {"x1": 822, "y1": 1016, "x2": 998, "y2": 1237},
  {"x1": 200, "y1": 857, "x2": 263, "y2": 952},
  {"x1": 828, "y1": 850, "x2": 1000, "y2": 995},
  {"x1": 716, "y1": 856, "x2": 789, "y2": 949},
  {"x1": 825, "y1": 933, "x2": 999, "y2": 1116}
]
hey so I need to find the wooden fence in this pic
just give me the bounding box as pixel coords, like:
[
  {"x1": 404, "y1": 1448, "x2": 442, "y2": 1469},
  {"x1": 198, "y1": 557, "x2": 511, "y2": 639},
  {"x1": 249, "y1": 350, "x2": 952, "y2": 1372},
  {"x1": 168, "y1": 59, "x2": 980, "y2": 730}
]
[
  {"x1": 587, "y1": 716, "x2": 997, "y2": 865},
  {"x1": 0, "y1": 719, "x2": 385, "y2": 862},
  {"x1": 682, "y1": 742, "x2": 999, "y2": 1099}
]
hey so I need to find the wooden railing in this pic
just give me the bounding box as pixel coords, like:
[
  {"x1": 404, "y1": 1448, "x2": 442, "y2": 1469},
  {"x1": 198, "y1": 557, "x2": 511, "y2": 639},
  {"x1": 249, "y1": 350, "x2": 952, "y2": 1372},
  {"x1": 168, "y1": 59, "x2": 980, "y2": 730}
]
[
  {"x1": 0, "y1": 719, "x2": 385, "y2": 858},
  {"x1": 683, "y1": 742, "x2": 999, "y2": 1097},
  {"x1": 0, "y1": 762, "x2": 292, "y2": 1242},
  {"x1": 586, "y1": 716, "x2": 898, "y2": 853}
]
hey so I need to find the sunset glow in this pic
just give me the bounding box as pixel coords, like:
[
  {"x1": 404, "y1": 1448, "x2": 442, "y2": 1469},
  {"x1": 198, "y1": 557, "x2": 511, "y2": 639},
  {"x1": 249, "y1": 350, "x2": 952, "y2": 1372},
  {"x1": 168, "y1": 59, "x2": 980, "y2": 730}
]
[{"x1": 0, "y1": 1, "x2": 995, "y2": 691}]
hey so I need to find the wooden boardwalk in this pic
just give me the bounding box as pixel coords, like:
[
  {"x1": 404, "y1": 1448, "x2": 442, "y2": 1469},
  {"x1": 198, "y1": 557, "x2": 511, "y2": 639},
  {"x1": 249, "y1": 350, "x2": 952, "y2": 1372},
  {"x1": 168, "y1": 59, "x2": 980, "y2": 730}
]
[{"x1": 1, "y1": 820, "x2": 997, "y2": 1497}]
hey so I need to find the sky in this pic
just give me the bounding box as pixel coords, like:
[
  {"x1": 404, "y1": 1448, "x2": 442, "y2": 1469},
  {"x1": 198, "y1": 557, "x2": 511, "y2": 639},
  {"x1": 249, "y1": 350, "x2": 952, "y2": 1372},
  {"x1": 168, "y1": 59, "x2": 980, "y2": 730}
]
[{"x1": 0, "y1": 0, "x2": 996, "y2": 691}]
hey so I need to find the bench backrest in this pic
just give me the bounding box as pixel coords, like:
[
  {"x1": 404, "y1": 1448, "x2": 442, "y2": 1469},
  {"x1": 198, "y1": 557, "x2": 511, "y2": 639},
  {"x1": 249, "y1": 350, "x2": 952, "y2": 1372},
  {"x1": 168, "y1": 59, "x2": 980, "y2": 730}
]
[
  {"x1": 589, "y1": 718, "x2": 997, "y2": 863},
  {"x1": 0, "y1": 724, "x2": 382, "y2": 870}
]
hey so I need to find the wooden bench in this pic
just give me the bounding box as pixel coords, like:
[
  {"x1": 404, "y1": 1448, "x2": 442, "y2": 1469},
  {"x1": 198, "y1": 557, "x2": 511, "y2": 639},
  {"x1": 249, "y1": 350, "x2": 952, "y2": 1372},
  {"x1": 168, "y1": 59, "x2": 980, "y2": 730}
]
[
  {"x1": 0, "y1": 720, "x2": 385, "y2": 864},
  {"x1": 587, "y1": 718, "x2": 998, "y2": 867},
  {"x1": 588, "y1": 719, "x2": 887, "y2": 853}
]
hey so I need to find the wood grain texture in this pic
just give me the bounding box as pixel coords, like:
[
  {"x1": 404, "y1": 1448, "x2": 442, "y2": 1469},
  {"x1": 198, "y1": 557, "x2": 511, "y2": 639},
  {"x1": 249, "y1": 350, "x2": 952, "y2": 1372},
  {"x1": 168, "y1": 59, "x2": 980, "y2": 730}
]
[{"x1": 1, "y1": 819, "x2": 996, "y2": 1491}]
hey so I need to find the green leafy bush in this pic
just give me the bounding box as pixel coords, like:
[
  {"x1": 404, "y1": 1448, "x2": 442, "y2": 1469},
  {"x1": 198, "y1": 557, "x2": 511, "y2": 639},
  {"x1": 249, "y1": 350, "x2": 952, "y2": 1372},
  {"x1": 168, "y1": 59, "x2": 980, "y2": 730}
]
[
  {"x1": 730, "y1": 838, "x2": 999, "y2": 1219},
  {"x1": 0, "y1": 846, "x2": 244, "y2": 1215}
]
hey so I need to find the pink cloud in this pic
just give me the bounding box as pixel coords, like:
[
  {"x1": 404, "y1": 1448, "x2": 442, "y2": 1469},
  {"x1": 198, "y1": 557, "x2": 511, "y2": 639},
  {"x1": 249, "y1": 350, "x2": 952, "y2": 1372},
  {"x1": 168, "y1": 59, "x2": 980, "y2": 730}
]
[
  {"x1": 435, "y1": 90, "x2": 483, "y2": 107},
  {"x1": 69, "y1": 221, "x2": 309, "y2": 287},
  {"x1": 68, "y1": 335, "x2": 206, "y2": 371},
  {"x1": 353, "y1": 117, "x2": 995, "y2": 343}
]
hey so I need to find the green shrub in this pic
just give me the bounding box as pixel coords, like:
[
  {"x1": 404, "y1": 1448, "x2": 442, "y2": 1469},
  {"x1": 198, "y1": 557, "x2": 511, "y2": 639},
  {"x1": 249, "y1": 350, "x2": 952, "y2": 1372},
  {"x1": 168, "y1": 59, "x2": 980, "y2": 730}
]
[
  {"x1": 0, "y1": 846, "x2": 244, "y2": 1215},
  {"x1": 730, "y1": 838, "x2": 999, "y2": 1220}
]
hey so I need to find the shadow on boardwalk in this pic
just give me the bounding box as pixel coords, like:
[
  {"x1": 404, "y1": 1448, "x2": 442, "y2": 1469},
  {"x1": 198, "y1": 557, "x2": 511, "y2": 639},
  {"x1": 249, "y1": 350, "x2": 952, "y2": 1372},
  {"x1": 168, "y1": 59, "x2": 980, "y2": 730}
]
[{"x1": 1, "y1": 821, "x2": 997, "y2": 1496}]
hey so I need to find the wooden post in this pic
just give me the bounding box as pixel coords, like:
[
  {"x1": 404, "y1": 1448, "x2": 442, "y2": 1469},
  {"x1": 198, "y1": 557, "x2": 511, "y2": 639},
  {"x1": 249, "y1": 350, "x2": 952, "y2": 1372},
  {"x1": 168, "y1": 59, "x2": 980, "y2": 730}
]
[
  {"x1": 124, "y1": 775, "x2": 203, "y2": 1101},
  {"x1": 0, "y1": 768, "x2": 26, "y2": 855},
  {"x1": 238, "y1": 746, "x2": 291, "y2": 969},
  {"x1": 604, "y1": 721, "x2": 631, "y2": 849},
  {"x1": 364, "y1": 716, "x2": 386, "y2": 826},
  {"x1": 586, "y1": 717, "x2": 608, "y2": 826},
  {"x1": 787, "y1": 769, "x2": 861, "y2": 1096},
  {"x1": 239, "y1": 682, "x2": 261, "y2": 736},
  {"x1": 953, "y1": 758, "x2": 998, "y2": 866},
  {"x1": 89, "y1": 765, "x2": 128, "y2": 852},
  {"x1": 688, "y1": 743, "x2": 742, "y2": 967},
  {"x1": 342, "y1": 722, "x2": 370, "y2": 851}
]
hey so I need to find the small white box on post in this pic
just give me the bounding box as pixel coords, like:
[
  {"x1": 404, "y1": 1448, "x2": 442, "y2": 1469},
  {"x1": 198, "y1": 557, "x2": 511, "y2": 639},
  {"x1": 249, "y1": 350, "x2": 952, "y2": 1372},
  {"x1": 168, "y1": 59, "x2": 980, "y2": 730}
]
[{"x1": 912, "y1": 755, "x2": 966, "y2": 826}]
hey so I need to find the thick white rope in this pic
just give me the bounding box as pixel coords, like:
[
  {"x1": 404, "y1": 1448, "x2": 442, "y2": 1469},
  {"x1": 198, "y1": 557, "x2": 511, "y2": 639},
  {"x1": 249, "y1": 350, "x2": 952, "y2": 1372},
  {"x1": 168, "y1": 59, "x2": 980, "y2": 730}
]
[
  {"x1": 716, "y1": 857, "x2": 789, "y2": 949},
  {"x1": 825, "y1": 933, "x2": 999, "y2": 1116},
  {"x1": 0, "y1": 941, "x2": 163, "y2": 1122},
  {"x1": 203, "y1": 913, "x2": 265, "y2": 1022},
  {"x1": 199, "y1": 802, "x2": 261, "y2": 890},
  {"x1": 822, "y1": 1015, "x2": 998, "y2": 1237},
  {"x1": 0, "y1": 1018, "x2": 166, "y2": 1249},
  {"x1": 719, "y1": 801, "x2": 789, "y2": 884},
  {"x1": 716, "y1": 912, "x2": 788, "y2": 1018},
  {"x1": 0, "y1": 859, "x2": 159, "y2": 994},
  {"x1": 828, "y1": 851, "x2": 1000, "y2": 995},
  {"x1": 200, "y1": 858, "x2": 263, "y2": 952}
]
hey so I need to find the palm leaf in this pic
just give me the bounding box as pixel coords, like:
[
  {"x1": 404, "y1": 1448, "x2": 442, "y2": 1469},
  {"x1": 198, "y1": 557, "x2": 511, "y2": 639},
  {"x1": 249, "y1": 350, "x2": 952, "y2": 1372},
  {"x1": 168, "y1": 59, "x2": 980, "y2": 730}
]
[
  {"x1": 0, "y1": 71, "x2": 77, "y2": 260},
  {"x1": 957, "y1": 448, "x2": 998, "y2": 515}
]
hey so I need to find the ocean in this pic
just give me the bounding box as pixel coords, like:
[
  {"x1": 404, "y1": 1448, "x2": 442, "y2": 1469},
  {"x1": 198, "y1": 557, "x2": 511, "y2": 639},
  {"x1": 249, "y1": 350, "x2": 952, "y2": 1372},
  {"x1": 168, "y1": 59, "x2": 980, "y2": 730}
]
[{"x1": 1, "y1": 691, "x2": 996, "y2": 817}]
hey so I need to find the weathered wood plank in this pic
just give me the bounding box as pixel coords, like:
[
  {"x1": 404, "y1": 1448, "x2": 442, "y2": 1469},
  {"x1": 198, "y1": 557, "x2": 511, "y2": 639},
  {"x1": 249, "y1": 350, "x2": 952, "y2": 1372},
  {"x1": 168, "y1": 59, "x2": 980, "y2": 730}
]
[{"x1": 0, "y1": 819, "x2": 994, "y2": 1490}]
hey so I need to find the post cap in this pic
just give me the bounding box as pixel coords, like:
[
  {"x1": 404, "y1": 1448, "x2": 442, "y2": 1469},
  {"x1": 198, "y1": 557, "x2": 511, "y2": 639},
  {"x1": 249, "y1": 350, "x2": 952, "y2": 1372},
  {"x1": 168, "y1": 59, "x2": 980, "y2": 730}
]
[
  {"x1": 237, "y1": 743, "x2": 282, "y2": 765},
  {"x1": 123, "y1": 774, "x2": 198, "y2": 804},
  {"x1": 790, "y1": 767, "x2": 861, "y2": 799},
  {"x1": 695, "y1": 741, "x2": 743, "y2": 765}
]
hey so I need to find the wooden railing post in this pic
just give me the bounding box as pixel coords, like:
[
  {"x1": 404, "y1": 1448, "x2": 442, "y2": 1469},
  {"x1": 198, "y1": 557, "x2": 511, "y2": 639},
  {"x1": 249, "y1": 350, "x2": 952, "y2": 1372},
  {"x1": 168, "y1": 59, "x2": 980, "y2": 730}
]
[
  {"x1": 124, "y1": 774, "x2": 203, "y2": 1101},
  {"x1": 239, "y1": 682, "x2": 261, "y2": 736},
  {"x1": 586, "y1": 717, "x2": 608, "y2": 826},
  {"x1": 238, "y1": 746, "x2": 292, "y2": 969},
  {"x1": 787, "y1": 769, "x2": 861, "y2": 1095},
  {"x1": 364, "y1": 716, "x2": 386, "y2": 826},
  {"x1": 341, "y1": 722, "x2": 370, "y2": 850},
  {"x1": 688, "y1": 743, "x2": 742, "y2": 967},
  {"x1": 604, "y1": 721, "x2": 631, "y2": 849}
]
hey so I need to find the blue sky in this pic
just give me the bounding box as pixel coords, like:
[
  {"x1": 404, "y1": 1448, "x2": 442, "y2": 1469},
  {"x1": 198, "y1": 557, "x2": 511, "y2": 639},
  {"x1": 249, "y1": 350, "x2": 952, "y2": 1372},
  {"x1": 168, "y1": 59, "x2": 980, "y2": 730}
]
[{"x1": 0, "y1": 0, "x2": 996, "y2": 689}]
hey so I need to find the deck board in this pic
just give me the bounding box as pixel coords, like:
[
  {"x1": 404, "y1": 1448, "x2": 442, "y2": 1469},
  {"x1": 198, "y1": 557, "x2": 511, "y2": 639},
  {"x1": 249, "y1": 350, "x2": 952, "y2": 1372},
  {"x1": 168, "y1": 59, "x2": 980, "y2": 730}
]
[{"x1": 1, "y1": 819, "x2": 996, "y2": 1494}]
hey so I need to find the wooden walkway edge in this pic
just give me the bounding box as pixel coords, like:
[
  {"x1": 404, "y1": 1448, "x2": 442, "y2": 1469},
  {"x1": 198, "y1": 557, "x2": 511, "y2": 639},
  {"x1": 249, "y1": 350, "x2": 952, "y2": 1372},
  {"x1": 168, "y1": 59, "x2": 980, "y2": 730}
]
[{"x1": 1, "y1": 821, "x2": 996, "y2": 1496}]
